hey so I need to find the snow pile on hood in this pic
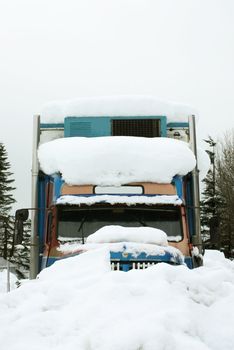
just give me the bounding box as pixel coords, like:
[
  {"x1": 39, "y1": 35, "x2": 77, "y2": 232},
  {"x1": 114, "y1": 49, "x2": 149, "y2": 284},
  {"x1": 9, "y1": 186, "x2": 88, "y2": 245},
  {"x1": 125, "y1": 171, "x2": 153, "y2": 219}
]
[
  {"x1": 58, "y1": 225, "x2": 182, "y2": 259},
  {"x1": 40, "y1": 95, "x2": 197, "y2": 123},
  {"x1": 38, "y1": 136, "x2": 196, "y2": 185},
  {"x1": 0, "y1": 249, "x2": 234, "y2": 350},
  {"x1": 86, "y1": 225, "x2": 168, "y2": 246},
  {"x1": 59, "y1": 241, "x2": 182, "y2": 260}
]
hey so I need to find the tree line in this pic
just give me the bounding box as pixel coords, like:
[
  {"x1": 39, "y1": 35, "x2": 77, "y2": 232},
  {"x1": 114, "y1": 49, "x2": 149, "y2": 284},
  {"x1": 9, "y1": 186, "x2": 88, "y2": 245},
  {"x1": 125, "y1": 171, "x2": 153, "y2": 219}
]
[
  {"x1": 0, "y1": 143, "x2": 30, "y2": 279},
  {"x1": 200, "y1": 130, "x2": 234, "y2": 258}
]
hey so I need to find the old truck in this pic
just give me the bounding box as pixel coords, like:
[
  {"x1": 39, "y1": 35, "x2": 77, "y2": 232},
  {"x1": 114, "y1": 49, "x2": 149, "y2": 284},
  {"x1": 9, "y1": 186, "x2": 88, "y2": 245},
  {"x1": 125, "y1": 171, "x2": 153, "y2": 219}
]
[{"x1": 15, "y1": 97, "x2": 203, "y2": 278}]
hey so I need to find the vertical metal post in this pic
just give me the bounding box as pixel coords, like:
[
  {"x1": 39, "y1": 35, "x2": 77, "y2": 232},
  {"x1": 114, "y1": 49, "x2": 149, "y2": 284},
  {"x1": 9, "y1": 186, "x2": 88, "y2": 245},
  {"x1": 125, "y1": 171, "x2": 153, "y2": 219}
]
[
  {"x1": 188, "y1": 115, "x2": 202, "y2": 252},
  {"x1": 30, "y1": 115, "x2": 40, "y2": 279},
  {"x1": 6, "y1": 260, "x2": 10, "y2": 292}
]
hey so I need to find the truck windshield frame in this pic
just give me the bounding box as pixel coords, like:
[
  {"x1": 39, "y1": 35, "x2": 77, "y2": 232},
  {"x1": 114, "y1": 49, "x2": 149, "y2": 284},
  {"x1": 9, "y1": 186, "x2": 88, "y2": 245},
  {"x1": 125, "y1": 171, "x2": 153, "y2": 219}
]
[{"x1": 56, "y1": 204, "x2": 183, "y2": 243}]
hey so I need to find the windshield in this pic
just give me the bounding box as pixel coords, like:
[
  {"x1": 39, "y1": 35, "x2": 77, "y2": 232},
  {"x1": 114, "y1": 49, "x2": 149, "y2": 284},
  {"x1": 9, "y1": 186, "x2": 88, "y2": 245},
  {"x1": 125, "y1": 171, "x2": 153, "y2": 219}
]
[{"x1": 57, "y1": 205, "x2": 183, "y2": 243}]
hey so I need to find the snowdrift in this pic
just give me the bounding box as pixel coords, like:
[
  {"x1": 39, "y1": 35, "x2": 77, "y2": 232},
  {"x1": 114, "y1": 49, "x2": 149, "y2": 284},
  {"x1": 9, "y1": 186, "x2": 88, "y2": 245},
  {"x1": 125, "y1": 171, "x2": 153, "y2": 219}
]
[{"x1": 0, "y1": 250, "x2": 234, "y2": 350}]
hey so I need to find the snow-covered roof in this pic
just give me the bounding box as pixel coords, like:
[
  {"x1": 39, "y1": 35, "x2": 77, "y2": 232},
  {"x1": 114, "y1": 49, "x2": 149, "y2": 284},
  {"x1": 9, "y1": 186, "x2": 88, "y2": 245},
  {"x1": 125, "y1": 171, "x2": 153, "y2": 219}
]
[
  {"x1": 38, "y1": 136, "x2": 196, "y2": 186},
  {"x1": 40, "y1": 95, "x2": 197, "y2": 123}
]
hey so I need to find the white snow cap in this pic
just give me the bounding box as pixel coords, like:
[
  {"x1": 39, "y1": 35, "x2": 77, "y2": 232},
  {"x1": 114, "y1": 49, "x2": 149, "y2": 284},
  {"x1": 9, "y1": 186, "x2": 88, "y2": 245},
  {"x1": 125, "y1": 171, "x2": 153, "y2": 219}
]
[
  {"x1": 57, "y1": 194, "x2": 182, "y2": 206},
  {"x1": 197, "y1": 146, "x2": 211, "y2": 179},
  {"x1": 40, "y1": 95, "x2": 197, "y2": 123},
  {"x1": 86, "y1": 225, "x2": 168, "y2": 246},
  {"x1": 38, "y1": 136, "x2": 196, "y2": 185}
]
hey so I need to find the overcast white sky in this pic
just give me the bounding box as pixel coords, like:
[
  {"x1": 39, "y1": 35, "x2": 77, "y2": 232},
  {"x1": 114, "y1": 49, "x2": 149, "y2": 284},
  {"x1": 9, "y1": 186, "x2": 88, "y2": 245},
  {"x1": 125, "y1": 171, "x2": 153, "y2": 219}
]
[{"x1": 0, "y1": 0, "x2": 234, "y2": 211}]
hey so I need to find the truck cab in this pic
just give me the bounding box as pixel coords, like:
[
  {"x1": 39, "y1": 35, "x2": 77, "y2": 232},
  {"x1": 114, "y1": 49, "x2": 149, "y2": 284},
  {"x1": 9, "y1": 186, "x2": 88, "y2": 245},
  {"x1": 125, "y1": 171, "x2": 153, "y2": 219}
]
[{"x1": 16, "y1": 97, "x2": 203, "y2": 277}]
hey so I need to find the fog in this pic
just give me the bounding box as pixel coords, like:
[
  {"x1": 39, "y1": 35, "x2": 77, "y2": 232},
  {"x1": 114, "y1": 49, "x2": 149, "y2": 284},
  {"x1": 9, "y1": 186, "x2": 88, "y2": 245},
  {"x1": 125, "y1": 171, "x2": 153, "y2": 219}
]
[{"x1": 0, "y1": 0, "x2": 234, "y2": 210}]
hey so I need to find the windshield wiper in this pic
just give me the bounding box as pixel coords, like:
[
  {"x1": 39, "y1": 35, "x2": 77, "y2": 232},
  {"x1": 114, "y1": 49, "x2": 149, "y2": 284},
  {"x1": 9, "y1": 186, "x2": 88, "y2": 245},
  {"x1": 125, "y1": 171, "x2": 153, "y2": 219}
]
[
  {"x1": 131, "y1": 215, "x2": 148, "y2": 227},
  {"x1": 78, "y1": 216, "x2": 86, "y2": 244}
]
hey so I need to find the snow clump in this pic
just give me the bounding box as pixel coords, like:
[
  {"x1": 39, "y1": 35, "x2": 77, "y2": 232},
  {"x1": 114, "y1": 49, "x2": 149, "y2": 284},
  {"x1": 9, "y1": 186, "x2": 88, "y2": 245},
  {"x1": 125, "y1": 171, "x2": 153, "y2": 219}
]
[
  {"x1": 38, "y1": 136, "x2": 196, "y2": 185},
  {"x1": 86, "y1": 225, "x2": 168, "y2": 246}
]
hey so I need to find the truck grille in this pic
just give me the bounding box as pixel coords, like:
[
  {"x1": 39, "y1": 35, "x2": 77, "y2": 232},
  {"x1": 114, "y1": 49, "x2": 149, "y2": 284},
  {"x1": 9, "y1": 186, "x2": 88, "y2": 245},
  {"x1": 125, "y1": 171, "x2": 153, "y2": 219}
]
[
  {"x1": 111, "y1": 261, "x2": 157, "y2": 271},
  {"x1": 112, "y1": 119, "x2": 161, "y2": 137}
]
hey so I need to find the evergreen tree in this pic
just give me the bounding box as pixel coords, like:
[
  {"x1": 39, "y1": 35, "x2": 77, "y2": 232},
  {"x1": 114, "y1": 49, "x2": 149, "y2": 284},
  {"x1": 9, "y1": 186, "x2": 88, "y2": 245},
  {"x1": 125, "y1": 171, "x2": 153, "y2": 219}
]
[
  {"x1": 0, "y1": 143, "x2": 30, "y2": 278},
  {"x1": 0, "y1": 143, "x2": 16, "y2": 268},
  {"x1": 200, "y1": 137, "x2": 219, "y2": 245},
  {"x1": 201, "y1": 131, "x2": 234, "y2": 258},
  {"x1": 215, "y1": 131, "x2": 234, "y2": 258},
  {"x1": 0, "y1": 143, "x2": 16, "y2": 215},
  {"x1": 0, "y1": 216, "x2": 14, "y2": 260}
]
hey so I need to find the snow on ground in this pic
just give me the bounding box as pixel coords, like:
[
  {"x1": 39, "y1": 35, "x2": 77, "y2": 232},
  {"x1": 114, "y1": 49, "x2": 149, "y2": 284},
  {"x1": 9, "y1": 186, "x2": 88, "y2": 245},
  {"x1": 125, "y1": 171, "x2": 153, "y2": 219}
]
[
  {"x1": 40, "y1": 95, "x2": 198, "y2": 123},
  {"x1": 38, "y1": 136, "x2": 196, "y2": 185},
  {"x1": 0, "y1": 250, "x2": 234, "y2": 350}
]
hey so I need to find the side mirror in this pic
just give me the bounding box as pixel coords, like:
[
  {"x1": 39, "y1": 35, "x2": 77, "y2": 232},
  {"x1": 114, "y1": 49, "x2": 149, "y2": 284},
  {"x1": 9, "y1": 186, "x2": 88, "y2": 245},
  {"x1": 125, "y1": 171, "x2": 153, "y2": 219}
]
[
  {"x1": 14, "y1": 209, "x2": 29, "y2": 245},
  {"x1": 15, "y1": 209, "x2": 29, "y2": 222}
]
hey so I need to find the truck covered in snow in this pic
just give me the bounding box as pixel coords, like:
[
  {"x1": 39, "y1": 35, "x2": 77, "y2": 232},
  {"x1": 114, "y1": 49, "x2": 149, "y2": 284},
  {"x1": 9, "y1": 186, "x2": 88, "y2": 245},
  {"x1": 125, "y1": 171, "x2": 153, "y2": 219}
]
[{"x1": 15, "y1": 96, "x2": 204, "y2": 278}]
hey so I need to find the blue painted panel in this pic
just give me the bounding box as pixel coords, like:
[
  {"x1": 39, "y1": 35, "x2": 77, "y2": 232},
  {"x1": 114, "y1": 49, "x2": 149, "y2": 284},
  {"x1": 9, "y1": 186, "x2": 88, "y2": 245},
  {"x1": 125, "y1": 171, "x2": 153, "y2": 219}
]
[
  {"x1": 40, "y1": 123, "x2": 64, "y2": 128},
  {"x1": 110, "y1": 250, "x2": 184, "y2": 266},
  {"x1": 38, "y1": 175, "x2": 51, "y2": 259},
  {"x1": 38, "y1": 176, "x2": 45, "y2": 251},
  {"x1": 184, "y1": 257, "x2": 193, "y2": 269},
  {"x1": 64, "y1": 116, "x2": 167, "y2": 137},
  {"x1": 186, "y1": 176, "x2": 195, "y2": 238},
  {"x1": 64, "y1": 117, "x2": 110, "y2": 137},
  {"x1": 43, "y1": 256, "x2": 57, "y2": 268},
  {"x1": 159, "y1": 116, "x2": 167, "y2": 136},
  {"x1": 172, "y1": 176, "x2": 183, "y2": 199},
  {"x1": 53, "y1": 175, "x2": 64, "y2": 201},
  {"x1": 167, "y1": 122, "x2": 189, "y2": 128}
]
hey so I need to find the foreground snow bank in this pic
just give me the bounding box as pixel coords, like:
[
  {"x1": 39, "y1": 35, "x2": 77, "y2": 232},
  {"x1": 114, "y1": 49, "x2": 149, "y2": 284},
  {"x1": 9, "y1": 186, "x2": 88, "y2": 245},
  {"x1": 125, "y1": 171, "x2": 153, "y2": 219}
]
[
  {"x1": 0, "y1": 249, "x2": 234, "y2": 350},
  {"x1": 38, "y1": 136, "x2": 196, "y2": 185},
  {"x1": 40, "y1": 95, "x2": 197, "y2": 123}
]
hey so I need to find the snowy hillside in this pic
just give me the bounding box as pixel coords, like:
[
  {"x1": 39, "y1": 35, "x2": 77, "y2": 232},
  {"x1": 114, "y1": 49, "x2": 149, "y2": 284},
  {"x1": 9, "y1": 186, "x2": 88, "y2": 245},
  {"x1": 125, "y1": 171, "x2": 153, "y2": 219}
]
[{"x1": 0, "y1": 250, "x2": 233, "y2": 350}]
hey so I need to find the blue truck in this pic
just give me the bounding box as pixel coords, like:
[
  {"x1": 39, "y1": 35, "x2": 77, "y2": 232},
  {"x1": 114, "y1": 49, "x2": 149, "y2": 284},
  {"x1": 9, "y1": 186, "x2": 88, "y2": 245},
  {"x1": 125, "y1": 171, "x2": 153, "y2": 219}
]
[{"x1": 15, "y1": 98, "x2": 202, "y2": 278}]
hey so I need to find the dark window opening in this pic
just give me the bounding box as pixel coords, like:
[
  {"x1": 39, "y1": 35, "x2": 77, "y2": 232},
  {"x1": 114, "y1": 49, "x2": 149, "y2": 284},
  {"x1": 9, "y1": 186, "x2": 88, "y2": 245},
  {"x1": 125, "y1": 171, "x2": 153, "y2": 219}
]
[
  {"x1": 112, "y1": 119, "x2": 161, "y2": 137},
  {"x1": 57, "y1": 205, "x2": 182, "y2": 243}
]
